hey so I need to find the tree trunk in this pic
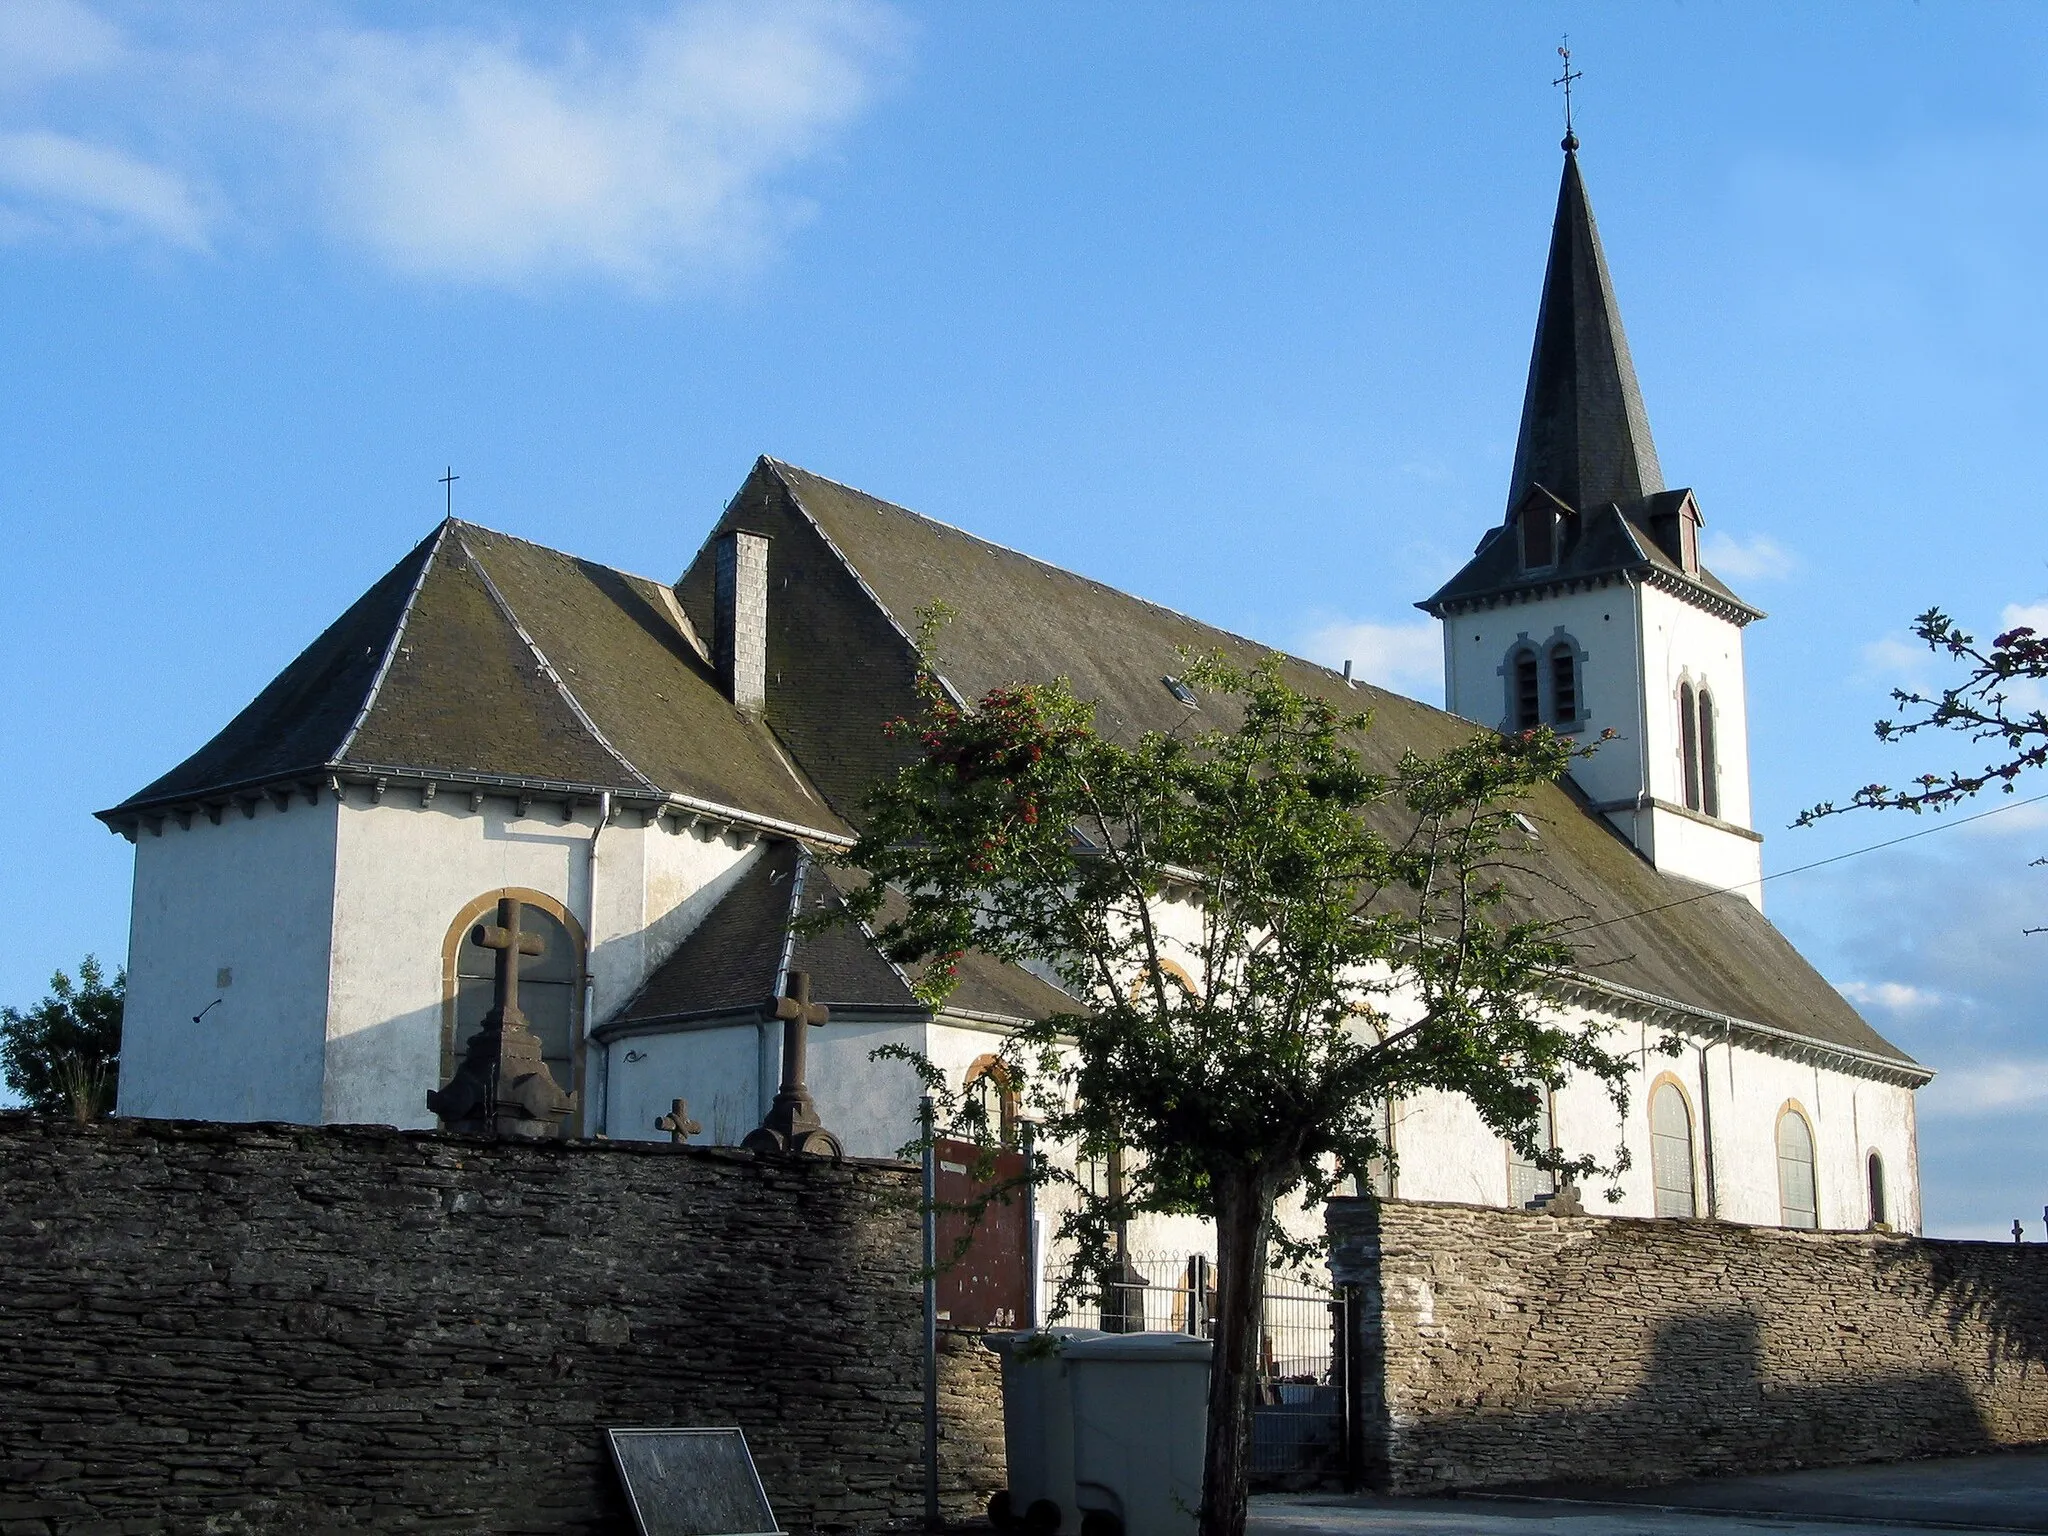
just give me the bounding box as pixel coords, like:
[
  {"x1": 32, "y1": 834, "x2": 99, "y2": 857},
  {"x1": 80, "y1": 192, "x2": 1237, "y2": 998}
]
[{"x1": 1198, "y1": 1163, "x2": 1277, "y2": 1536}]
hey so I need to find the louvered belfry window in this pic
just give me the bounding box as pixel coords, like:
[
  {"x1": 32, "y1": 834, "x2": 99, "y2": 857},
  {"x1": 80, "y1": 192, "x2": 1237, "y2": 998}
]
[
  {"x1": 1697, "y1": 689, "x2": 1719, "y2": 818},
  {"x1": 1678, "y1": 683, "x2": 1702, "y2": 811},
  {"x1": 1549, "y1": 643, "x2": 1577, "y2": 725},
  {"x1": 1513, "y1": 652, "x2": 1541, "y2": 730}
]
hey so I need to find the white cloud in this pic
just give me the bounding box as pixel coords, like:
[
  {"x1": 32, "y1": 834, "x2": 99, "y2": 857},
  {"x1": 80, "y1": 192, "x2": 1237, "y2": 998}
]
[
  {"x1": 1856, "y1": 632, "x2": 1935, "y2": 688},
  {"x1": 298, "y1": 2, "x2": 904, "y2": 289},
  {"x1": 1835, "y1": 979, "x2": 1944, "y2": 1015},
  {"x1": 0, "y1": 0, "x2": 122, "y2": 90},
  {"x1": 0, "y1": 2, "x2": 902, "y2": 287},
  {"x1": 1699, "y1": 530, "x2": 1798, "y2": 582},
  {"x1": 1297, "y1": 616, "x2": 1442, "y2": 705},
  {"x1": 1922, "y1": 1060, "x2": 2048, "y2": 1118},
  {"x1": 0, "y1": 127, "x2": 207, "y2": 247}
]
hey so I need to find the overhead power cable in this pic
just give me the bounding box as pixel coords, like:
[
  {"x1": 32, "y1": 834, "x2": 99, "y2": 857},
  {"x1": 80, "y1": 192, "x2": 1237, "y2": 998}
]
[{"x1": 1557, "y1": 788, "x2": 2048, "y2": 938}]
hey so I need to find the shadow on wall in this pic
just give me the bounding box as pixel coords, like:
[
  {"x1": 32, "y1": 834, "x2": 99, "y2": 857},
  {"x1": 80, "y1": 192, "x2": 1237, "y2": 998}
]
[{"x1": 1384, "y1": 1304, "x2": 1997, "y2": 1494}]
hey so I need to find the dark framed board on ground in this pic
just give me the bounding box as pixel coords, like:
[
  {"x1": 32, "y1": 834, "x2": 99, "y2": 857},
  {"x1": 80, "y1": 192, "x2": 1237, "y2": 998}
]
[{"x1": 607, "y1": 1427, "x2": 784, "y2": 1536}]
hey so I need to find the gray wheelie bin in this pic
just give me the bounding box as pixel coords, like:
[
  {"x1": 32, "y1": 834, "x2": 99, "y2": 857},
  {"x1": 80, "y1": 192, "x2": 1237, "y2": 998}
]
[{"x1": 985, "y1": 1329, "x2": 1211, "y2": 1536}]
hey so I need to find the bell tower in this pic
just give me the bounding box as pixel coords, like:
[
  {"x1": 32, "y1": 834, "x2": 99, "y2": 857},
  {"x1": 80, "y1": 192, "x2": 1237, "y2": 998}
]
[{"x1": 1418, "y1": 136, "x2": 1766, "y2": 907}]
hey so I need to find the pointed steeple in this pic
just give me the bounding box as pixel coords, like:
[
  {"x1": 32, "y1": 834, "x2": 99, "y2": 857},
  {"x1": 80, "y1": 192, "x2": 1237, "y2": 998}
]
[{"x1": 1505, "y1": 142, "x2": 1664, "y2": 516}]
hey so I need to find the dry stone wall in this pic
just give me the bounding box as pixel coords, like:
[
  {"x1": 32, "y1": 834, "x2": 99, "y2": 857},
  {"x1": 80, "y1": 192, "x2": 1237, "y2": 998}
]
[
  {"x1": 0, "y1": 1114, "x2": 1005, "y2": 1535},
  {"x1": 1328, "y1": 1196, "x2": 2048, "y2": 1494}
]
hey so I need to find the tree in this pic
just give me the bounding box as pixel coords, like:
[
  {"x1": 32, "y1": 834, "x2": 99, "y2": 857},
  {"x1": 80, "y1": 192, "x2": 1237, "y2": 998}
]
[
  {"x1": 1798, "y1": 607, "x2": 2048, "y2": 821},
  {"x1": 838, "y1": 637, "x2": 1642, "y2": 1536},
  {"x1": 1, "y1": 956, "x2": 124, "y2": 1121}
]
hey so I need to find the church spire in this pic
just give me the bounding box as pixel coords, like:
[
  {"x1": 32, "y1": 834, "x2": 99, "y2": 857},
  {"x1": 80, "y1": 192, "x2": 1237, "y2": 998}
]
[{"x1": 1504, "y1": 140, "x2": 1664, "y2": 517}]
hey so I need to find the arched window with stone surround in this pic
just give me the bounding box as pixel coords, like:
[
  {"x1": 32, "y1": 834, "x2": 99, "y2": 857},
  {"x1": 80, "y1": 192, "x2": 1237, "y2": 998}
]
[
  {"x1": 1776, "y1": 1105, "x2": 1818, "y2": 1229},
  {"x1": 1505, "y1": 1090, "x2": 1556, "y2": 1209},
  {"x1": 1697, "y1": 687, "x2": 1720, "y2": 818},
  {"x1": 1649, "y1": 1078, "x2": 1697, "y2": 1217},
  {"x1": 1678, "y1": 682, "x2": 1702, "y2": 811},
  {"x1": 964, "y1": 1054, "x2": 1020, "y2": 1145},
  {"x1": 442, "y1": 890, "x2": 584, "y2": 1130}
]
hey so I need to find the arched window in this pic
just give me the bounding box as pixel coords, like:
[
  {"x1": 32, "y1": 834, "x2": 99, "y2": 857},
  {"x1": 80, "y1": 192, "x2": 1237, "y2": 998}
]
[
  {"x1": 443, "y1": 891, "x2": 583, "y2": 1129},
  {"x1": 1649, "y1": 1079, "x2": 1697, "y2": 1218},
  {"x1": 1548, "y1": 642, "x2": 1579, "y2": 726},
  {"x1": 1511, "y1": 649, "x2": 1541, "y2": 730},
  {"x1": 1697, "y1": 688, "x2": 1720, "y2": 818},
  {"x1": 1867, "y1": 1152, "x2": 1888, "y2": 1229},
  {"x1": 1353, "y1": 1095, "x2": 1395, "y2": 1200},
  {"x1": 1678, "y1": 682, "x2": 1702, "y2": 811},
  {"x1": 1506, "y1": 1090, "x2": 1555, "y2": 1209},
  {"x1": 965, "y1": 1054, "x2": 1020, "y2": 1145},
  {"x1": 1776, "y1": 1107, "x2": 1818, "y2": 1229}
]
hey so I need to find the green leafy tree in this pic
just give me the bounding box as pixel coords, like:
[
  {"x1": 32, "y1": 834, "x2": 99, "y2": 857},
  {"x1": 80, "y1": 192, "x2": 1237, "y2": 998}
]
[
  {"x1": 1, "y1": 956, "x2": 124, "y2": 1121},
  {"x1": 839, "y1": 636, "x2": 1642, "y2": 1536}
]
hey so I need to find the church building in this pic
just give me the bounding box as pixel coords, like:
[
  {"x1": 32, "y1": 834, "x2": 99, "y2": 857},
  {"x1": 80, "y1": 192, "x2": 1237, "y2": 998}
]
[{"x1": 100, "y1": 141, "x2": 1930, "y2": 1246}]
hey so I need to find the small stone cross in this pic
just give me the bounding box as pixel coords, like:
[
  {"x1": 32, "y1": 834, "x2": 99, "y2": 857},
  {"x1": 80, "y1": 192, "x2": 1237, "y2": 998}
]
[
  {"x1": 655, "y1": 1098, "x2": 702, "y2": 1144},
  {"x1": 742, "y1": 970, "x2": 842, "y2": 1158},
  {"x1": 2016, "y1": 1219, "x2": 2027, "y2": 1245},
  {"x1": 474, "y1": 898, "x2": 545, "y2": 1030}
]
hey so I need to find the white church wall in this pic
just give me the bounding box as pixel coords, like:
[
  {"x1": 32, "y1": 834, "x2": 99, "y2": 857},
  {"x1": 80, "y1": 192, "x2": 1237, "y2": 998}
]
[
  {"x1": 325, "y1": 797, "x2": 766, "y2": 1132},
  {"x1": 327, "y1": 795, "x2": 588, "y2": 1127},
  {"x1": 812, "y1": 1014, "x2": 934, "y2": 1160},
  {"x1": 604, "y1": 1019, "x2": 764, "y2": 1148},
  {"x1": 1640, "y1": 584, "x2": 1753, "y2": 829},
  {"x1": 1441, "y1": 584, "x2": 1647, "y2": 811},
  {"x1": 118, "y1": 797, "x2": 338, "y2": 1125}
]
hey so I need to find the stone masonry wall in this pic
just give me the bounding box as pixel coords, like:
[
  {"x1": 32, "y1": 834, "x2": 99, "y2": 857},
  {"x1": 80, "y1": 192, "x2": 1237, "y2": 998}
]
[
  {"x1": 1328, "y1": 1197, "x2": 2048, "y2": 1495},
  {"x1": 0, "y1": 1115, "x2": 1006, "y2": 1535}
]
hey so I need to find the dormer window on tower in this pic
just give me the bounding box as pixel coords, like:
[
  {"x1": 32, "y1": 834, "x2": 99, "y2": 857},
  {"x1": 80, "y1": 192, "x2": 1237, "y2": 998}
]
[{"x1": 1521, "y1": 503, "x2": 1558, "y2": 570}]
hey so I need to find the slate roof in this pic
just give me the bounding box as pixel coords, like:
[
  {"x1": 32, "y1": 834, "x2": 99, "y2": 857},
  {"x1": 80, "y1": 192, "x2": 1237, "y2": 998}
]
[
  {"x1": 1508, "y1": 146, "x2": 1663, "y2": 520},
  {"x1": 102, "y1": 520, "x2": 842, "y2": 834},
  {"x1": 1418, "y1": 147, "x2": 1762, "y2": 623},
  {"x1": 608, "y1": 841, "x2": 1079, "y2": 1029},
  {"x1": 1419, "y1": 490, "x2": 1763, "y2": 621},
  {"x1": 674, "y1": 458, "x2": 1917, "y2": 1074},
  {"x1": 104, "y1": 453, "x2": 1915, "y2": 1074}
]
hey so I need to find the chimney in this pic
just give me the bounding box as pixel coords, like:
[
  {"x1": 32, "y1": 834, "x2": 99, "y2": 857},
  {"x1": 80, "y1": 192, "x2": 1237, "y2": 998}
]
[{"x1": 713, "y1": 529, "x2": 770, "y2": 714}]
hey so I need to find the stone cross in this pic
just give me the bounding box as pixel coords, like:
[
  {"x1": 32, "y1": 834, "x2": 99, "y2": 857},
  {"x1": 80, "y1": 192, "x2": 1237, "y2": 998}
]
[
  {"x1": 475, "y1": 900, "x2": 545, "y2": 1030},
  {"x1": 427, "y1": 897, "x2": 576, "y2": 1139},
  {"x1": 742, "y1": 970, "x2": 842, "y2": 1158},
  {"x1": 655, "y1": 1099, "x2": 702, "y2": 1144}
]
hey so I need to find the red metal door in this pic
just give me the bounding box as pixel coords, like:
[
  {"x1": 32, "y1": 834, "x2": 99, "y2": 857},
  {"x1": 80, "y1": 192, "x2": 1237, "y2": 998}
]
[{"x1": 933, "y1": 1137, "x2": 1031, "y2": 1329}]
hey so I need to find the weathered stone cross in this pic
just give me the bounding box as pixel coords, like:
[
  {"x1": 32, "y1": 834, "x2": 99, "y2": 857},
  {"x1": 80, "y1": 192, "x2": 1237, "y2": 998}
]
[
  {"x1": 742, "y1": 970, "x2": 842, "y2": 1158},
  {"x1": 475, "y1": 900, "x2": 545, "y2": 1030},
  {"x1": 655, "y1": 1098, "x2": 702, "y2": 1144},
  {"x1": 427, "y1": 896, "x2": 576, "y2": 1139}
]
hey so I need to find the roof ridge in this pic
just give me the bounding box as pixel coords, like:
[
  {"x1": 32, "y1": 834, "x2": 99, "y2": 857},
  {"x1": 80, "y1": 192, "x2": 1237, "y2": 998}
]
[
  {"x1": 766, "y1": 458, "x2": 1367, "y2": 701},
  {"x1": 451, "y1": 535, "x2": 661, "y2": 794},
  {"x1": 331, "y1": 520, "x2": 451, "y2": 766},
  {"x1": 449, "y1": 517, "x2": 672, "y2": 594}
]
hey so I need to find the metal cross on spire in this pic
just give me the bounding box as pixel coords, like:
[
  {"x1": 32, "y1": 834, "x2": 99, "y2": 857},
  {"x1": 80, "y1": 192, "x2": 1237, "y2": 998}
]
[
  {"x1": 1553, "y1": 37, "x2": 1583, "y2": 152},
  {"x1": 441, "y1": 466, "x2": 459, "y2": 519}
]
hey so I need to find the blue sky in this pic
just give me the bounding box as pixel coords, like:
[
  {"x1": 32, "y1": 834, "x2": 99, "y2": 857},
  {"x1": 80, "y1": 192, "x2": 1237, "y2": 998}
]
[{"x1": 3, "y1": 1, "x2": 2045, "y2": 1237}]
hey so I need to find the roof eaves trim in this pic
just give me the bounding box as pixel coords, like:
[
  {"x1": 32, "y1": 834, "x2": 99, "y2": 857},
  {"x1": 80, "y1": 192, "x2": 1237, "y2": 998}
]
[
  {"x1": 1554, "y1": 968, "x2": 1931, "y2": 1086},
  {"x1": 1638, "y1": 566, "x2": 1766, "y2": 625},
  {"x1": 334, "y1": 520, "x2": 449, "y2": 765},
  {"x1": 452, "y1": 536, "x2": 661, "y2": 794},
  {"x1": 773, "y1": 849, "x2": 809, "y2": 999}
]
